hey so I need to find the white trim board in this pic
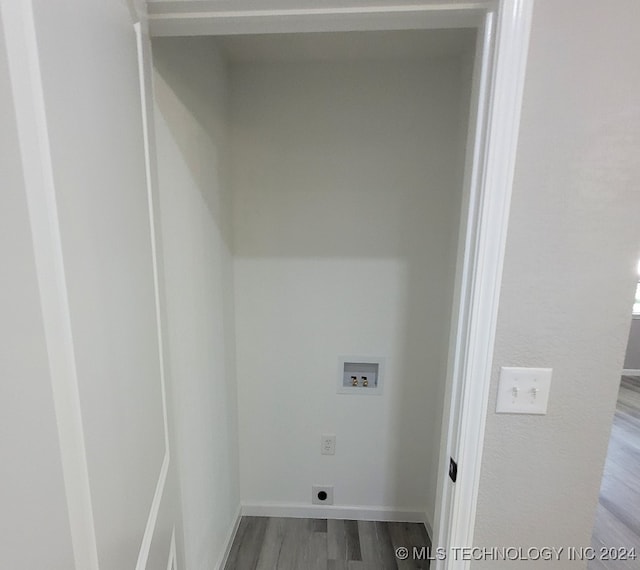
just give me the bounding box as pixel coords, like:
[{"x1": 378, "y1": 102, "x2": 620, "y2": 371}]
[
  {"x1": 216, "y1": 505, "x2": 243, "y2": 570},
  {"x1": 435, "y1": 5, "x2": 533, "y2": 570},
  {"x1": 167, "y1": 527, "x2": 177, "y2": 570},
  {"x1": 0, "y1": 2, "x2": 100, "y2": 568},
  {"x1": 622, "y1": 369, "x2": 640, "y2": 377},
  {"x1": 133, "y1": 21, "x2": 174, "y2": 570},
  {"x1": 241, "y1": 503, "x2": 427, "y2": 524},
  {"x1": 422, "y1": 511, "x2": 434, "y2": 542},
  {"x1": 147, "y1": 1, "x2": 487, "y2": 36},
  {"x1": 146, "y1": 0, "x2": 487, "y2": 14},
  {"x1": 432, "y1": 12, "x2": 492, "y2": 562}
]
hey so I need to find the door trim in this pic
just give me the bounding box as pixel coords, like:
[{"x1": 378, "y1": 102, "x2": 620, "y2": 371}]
[
  {"x1": 133, "y1": 20, "x2": 173, "y2": 570},
  {"x1": 147, "y1": 3, "x2": 486, "y2": 36},
  {"x1": 0, "y1": 1, "x2": 100, "y2": 568},
  {"x1": 433, "y1": 3, "x2": 533, "y2": 567}
]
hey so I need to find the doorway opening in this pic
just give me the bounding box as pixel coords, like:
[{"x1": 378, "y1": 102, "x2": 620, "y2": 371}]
[
  {"x1": 140, "y1": 3, "x2": 533, "y2": 569},
  {"x1": 589, "y1": 259, "x2": 640, "y2": 567},
  {"x1": 153, "y1": 22, "x2": 475, "y2": 549}
]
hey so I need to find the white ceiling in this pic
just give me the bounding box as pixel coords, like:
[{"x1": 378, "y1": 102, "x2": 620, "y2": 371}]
[{"x1": 214, "y1": 28, "x2": 476, "y2": 64}]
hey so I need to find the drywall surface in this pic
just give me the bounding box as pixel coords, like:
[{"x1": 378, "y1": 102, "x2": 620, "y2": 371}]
[
  {"x1": 24, "y1": 0, "x2": 177, "y2": 567},
  {"x1": 153, "y1": 37, "x2": 241, "y2": 569},
  {"x1": 231, "y1": 59, "x2": 469, "y2": 517},
  {"x1": 0, "y1": 14, "x2": 75, "y2": 569},
  {"x1": 473, "y1": 0, "x2": 640, "y2": 566},
  {"x1": 623, "y1": 319, "x2": 640, "y2": 370}
]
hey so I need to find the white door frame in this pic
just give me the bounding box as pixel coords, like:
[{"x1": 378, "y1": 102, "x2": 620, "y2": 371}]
[
  {"x1": 145, "y1": 1, "x2": 533, "y2": 568},
  {"x1": 431, "y1": 4, "x2": 533, "y2": 569}
]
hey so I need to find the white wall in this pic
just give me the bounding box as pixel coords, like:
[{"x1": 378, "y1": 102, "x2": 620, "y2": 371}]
[
  {"x1": 152, "y1": 37, "x2": 241, "y2": 569},
  {"x1": 30, "y1": 2, "x2": 169, "y2": 565},
  {"x1": 231, "y1": 59, "x2": 471, "y2": 519},
  {"x1": 473, "y1": 0, "x2": 640, "y2": 566},
  {"x1": 0, "y1": 12, "x2": 75, "y2": 569},
  {"x1": 3, "y1": 1, "x2": 179, "y2": 568}
]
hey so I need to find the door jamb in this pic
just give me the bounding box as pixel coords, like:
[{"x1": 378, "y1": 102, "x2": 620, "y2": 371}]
[{"x1": 432, "y1": 3, "x2": 533, "y2": 568}]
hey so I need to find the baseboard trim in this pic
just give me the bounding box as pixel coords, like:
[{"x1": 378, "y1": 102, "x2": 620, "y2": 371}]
[
  {"x1": 215, "y1": 504, "x2": 242, "y2": 570},
  {"x1": 241, "y1": 503, "x2": 426, "y2": 523},
  {"x1": 422, "y1": 511, "x2": 434, "y2": 541},
  {"x1": 622, "y1": 369, "x2": 640, "y2": 377}
]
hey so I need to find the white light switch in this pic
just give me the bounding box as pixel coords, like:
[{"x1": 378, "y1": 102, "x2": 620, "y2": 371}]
[{"x1": 496, "y1": 367, "x2": 552, "y2": 414}]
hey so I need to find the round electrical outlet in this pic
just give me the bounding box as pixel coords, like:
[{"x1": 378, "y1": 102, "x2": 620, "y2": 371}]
[{"x1": 312, "y1": 485, "x2": 333, "y2": 505}]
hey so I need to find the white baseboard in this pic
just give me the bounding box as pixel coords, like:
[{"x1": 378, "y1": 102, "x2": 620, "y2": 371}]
[
  {"x1": 241, "y1": 502, "x2": 426, "y2": 524},
  {"x1": 422, "y1": 510, "x2": 433, "y2": 541},
  {"x1": 215, "y1": 504, "x2": 242, "y2": 570},
  {"x1": 622, "y1": 369, "x2": 640, "y2": 377}
]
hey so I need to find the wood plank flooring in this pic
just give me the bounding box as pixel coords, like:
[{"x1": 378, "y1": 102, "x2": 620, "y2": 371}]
[
  {"x1": 226, "y1": 377, "x2": 639, "y2": 569},
  {"x1": 225, "y1": 517, "x2": 431, "y2": 570},
  {"x1": 590, "y1": 376, "x2": 640, "y2": 569}
]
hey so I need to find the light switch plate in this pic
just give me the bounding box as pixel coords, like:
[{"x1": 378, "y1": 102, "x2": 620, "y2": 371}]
[{"x1": 496, "y1": 367, "x2": 552, "y2": 414}]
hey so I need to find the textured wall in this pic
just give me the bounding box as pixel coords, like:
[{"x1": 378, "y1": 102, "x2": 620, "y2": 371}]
[{"x1": 473, "y1": 0, "x2": 640, "y2": 566}]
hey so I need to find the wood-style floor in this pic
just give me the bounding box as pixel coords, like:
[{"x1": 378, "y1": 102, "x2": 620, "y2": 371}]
[
  {"x1": 224, "y1": 517, "x2": 431, "y2": 569},
  {"x1": 590, "y1": 375, "x2": 640, "y2": 569}
]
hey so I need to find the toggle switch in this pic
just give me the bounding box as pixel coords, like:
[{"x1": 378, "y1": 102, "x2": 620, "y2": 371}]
[{"x1": 496, "y1": 367, "x2": 552, "y2": 414}]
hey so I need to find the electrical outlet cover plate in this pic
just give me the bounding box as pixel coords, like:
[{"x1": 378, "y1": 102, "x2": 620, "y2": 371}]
[
  {"x1": 321, "y1": 434, "x2": 336, "y2": 455},
  {"x1": 312, "y1": 485, "x2": 334, "y2": 505},
  {"x1": 496, "y1": 366, "x2": 552, "y2": 414}
]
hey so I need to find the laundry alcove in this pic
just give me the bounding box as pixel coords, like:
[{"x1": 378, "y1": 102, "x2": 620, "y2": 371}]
[{"x1": 150, "y1": 27, "x2": 475, "y2": 562}]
